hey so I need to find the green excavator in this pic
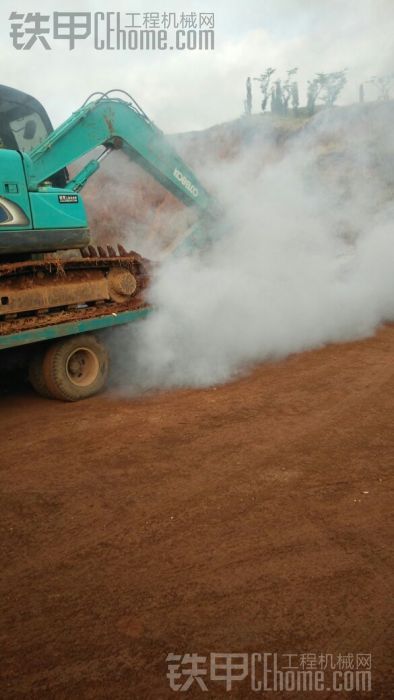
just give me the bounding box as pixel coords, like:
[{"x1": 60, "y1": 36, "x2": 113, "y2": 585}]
[{"x1": 0, "y1": 85, "x2": 216, "y2": 400}]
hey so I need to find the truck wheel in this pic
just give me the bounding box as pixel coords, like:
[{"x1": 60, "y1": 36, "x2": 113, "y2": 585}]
[
  {"x1": 42, "y1": 334, "x2": 109, "y2": 401},
  {"x1": 28, "y1": 349, "x2": 52, "y2": 398}
]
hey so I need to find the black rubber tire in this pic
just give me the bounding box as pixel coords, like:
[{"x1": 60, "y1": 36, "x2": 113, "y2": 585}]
[
  {"x1": 42, "y1": 334, "x2": 109, "y2": 402},
  {"x1": 28, "y1": 348, "x2": 53, "y2": 398}
]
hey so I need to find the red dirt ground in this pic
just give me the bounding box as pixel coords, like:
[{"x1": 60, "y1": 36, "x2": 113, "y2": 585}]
[{"x1": 0, "y1": 326, "x2": 393, "y2": 699}]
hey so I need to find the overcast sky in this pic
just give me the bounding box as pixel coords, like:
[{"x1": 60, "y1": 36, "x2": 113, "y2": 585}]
[{"x1": 1, "y1": 0, "x2": 393, "y2": 132}]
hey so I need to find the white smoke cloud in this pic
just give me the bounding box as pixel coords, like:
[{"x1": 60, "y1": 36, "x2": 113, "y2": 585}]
[{"x1": 111, "y1": 103, "x2": 394, "y2": 392}]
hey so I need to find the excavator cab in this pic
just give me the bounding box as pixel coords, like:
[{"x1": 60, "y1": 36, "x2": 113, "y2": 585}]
[{"x1": 0, "y1": 85, "x2": 67, "y2": 187}]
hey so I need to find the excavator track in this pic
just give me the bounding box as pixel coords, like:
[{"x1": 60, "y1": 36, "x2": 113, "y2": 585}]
[{"x1": 0, "y1": 245, "x2": 151, "y2": 336}]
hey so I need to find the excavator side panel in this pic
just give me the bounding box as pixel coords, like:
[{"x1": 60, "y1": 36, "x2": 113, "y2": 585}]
[{"x1": 29, "y1": 190, "x2": 88, "y2": 230}]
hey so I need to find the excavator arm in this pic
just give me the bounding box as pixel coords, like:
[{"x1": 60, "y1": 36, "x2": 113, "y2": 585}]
[{"x1": 24, "y1": 92, "x2": 214, "y2": 214}]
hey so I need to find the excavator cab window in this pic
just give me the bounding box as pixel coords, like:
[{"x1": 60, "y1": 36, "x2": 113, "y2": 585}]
[
  {"x1": 0, "y1": 84, "x2": 68, "y2": 188},
  {"x1": 9, "y1": 112, "x2": 48, "y2": 152}
]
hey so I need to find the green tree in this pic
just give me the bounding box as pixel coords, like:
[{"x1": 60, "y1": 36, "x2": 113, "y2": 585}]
[
  {"x1": 244, "y1": 76, "x2": 252, "y2": 115},
  {"x1": 367, "y1": 74, "x2": 394, "y2": 101},
  {"x1": 307, "y1": 78, "x2": 322, "y2": 115},
  {"x1": 254, "y1": 68, "x2": 275, "y2": 112},
  {"x1": 282, "y1": 68, "x2": 298, "y2": 114},
  {"x1": 291, "y1": 81, "x2": 299, "y2": 115},
  {"x1": 272, "y1": 80, "x2": 284, "y2": 114},
  {"x1": 307, "y1": 70, "x2": 347, "y2": 114}
]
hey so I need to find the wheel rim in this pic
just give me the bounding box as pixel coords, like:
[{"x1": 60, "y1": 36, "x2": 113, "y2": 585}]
[{"x1": 65, "y1": 347, "x2": 100, "y2": 387}]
